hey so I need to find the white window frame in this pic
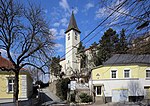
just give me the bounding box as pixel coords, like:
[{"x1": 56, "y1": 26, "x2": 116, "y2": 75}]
[
  {"x1": 146, "y1": 69, "x2": 150, "y2": 78},
  {"x1": 94, "y1": 86, "x2": 102, "y2": 96},
  {"x1": 111, "y1": 70, "x2": 117, "y2": 78},
  {"x1": 7, "y1": 77, "x2": 15, "y2": 93},
  {"x1": 124, "y1": 69, "x2": 130, "y2": 78}
]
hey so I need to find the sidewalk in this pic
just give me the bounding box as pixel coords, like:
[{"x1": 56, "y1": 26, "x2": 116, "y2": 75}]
[{"x1": 88, "y1": 102, "x2": 140, "y2": 106}]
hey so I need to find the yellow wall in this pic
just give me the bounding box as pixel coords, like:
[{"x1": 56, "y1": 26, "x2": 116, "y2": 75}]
[
  {"x1": 92, "y1": 65, "x2": 149, "y2": 80},
  {"x1": 0, "y1": 72, "x2": 32, "y2": 99}
]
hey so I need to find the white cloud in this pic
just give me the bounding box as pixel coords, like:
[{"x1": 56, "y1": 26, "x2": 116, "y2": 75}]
[
  {"x1": 53, "y1": 22, "x2": 60, "y2": 27},
  {"x1": 56, "y1": 29, "x2": 65, "y2": 40},
  {"x1": 54, "y1": 43, "x2": 63, "y2": 48},
  {"x1": 59, "y1": 29, "x2": 65, "y2": 37},
  {"x1": 85, "y1": 3, "x2": 94, "y2": 11},
  {"x1": 82, "y1": 2, "x2": 94, "y2": 13},
  {"x1": 50, "y1": 28, "x2": 58, "y2": 36},
  {"x1": 59, "y1": 0, "x2": 78, "y2": 17},
  {"x1": 0, "y1": 49, "x2": 7, "y2": 57},
  {"x1": 54, "y1": 43, "x2": 65, "y2": 52},
  {"x1": 95, "y1": 7, "x2": 110, "y2": 18},
  {"x1": 59, "y1": 0, "x2": 70, "y2": 12},
  {"x1": 95, "y1": 0, "x2": 128, "y2": 19},
  {"x1": 60, "y1": 18, "x2": 68, "y2": 27},
  {"x1": 0, "y1": 49, "x2": 16, "y2": 58},
  {"x1": 72, "y1": 7, "x2": 78, "y2": 14},
  {"x1": 50, "y1": 28, "x2": 65, "y2": 40}
]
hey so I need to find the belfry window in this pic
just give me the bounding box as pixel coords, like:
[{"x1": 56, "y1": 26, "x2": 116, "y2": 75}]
[
  {"x1": 75, "y1": 32, "x2": 77, "y2": 40},
  {"x1": 75, "y1": 35, "x2": 77, "y2": 40},
  {"x1": 68, "y1": 33, "x2": 70, "y2": 40},
  {"x1": 75, "y1": 32, "x2": 78, "y2": 40}
]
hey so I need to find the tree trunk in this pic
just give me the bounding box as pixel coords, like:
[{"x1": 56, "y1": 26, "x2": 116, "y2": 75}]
[{"x1": 13, "y1": 71, "x2": 19, "y2": 103}]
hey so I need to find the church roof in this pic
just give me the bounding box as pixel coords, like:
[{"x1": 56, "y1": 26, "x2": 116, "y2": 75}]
[{"x1": 65, "y1": 12, "x2": 81, "y2": 34}]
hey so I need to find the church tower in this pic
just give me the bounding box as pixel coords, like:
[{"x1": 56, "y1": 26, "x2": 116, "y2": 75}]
[{"x1": 65, "y1": 12, "x2": 81, "y2": 76}]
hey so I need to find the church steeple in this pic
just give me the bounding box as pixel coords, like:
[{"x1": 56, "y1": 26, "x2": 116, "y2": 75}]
[{"x1": 65, "y1": 12, "x2": 81, "y2": 34}]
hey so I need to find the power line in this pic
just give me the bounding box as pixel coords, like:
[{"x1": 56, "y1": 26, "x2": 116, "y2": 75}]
[
  {"x1": 83, "y1": 0, "x2": 138, "y2": 47},
  {"x1": 60, "y1": 0, "x2": 128, "y2": 59},
  {"x1": 52, "y1": 0, "x2": 148, "y2": 78},
  {"x1": 60, "y1": 0, "x2": 143, "y2": 61},
  {"x1": 103, "y1": 2, "x2": 147, "y2": 22}
]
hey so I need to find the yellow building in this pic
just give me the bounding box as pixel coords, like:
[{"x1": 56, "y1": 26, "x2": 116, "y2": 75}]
[
  {"x1": 90, "y1": 54, "x2": 150, "y2": 103},
  {"x1": 0, "y1": 55, "x2": 33, "y2": 103}
]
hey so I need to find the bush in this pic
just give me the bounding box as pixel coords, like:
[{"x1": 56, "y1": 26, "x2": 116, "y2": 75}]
[
  {"x1": 56, "y1": 78, "x2": 70, "y2": 100},
  {"x1": 70, "y1": 93, "x2": 76, "y2": 102},
  {"x1": 79, "y1": 93, "x2": 93, "y2": 103}
]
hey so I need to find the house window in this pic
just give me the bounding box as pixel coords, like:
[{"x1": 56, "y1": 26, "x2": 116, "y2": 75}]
[
  {"x1": 68, "y1": 33, "x2": 70, "y2": 40},
  {"x1": 8, "y1": 78, "x2": 14, "y2": 92},
  {"x1": 146, "y1": 70, "x2": 150, "y2": 78},
  {"x1": 124, "y1": 70, "x2": 130, "y2": 78},
  {"x1": 94, "y1": 86, "x2": 101, "y2": 96},
  {"x1": 111, "y1": 70, "x2": 117, "y2": 78}
]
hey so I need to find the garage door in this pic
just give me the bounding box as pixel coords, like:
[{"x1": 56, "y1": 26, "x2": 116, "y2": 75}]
[{"x1": 112, "y1": 89, "x2": 128, "y2": 102}]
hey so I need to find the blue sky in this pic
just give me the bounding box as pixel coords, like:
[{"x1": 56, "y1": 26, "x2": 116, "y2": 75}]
[
  {"x1": 0, "y1": 0, "x2": 149, "y2": 58},
  {"x1": 22, "y1": 0, "x2": 127, "y2": 58},
  {"x1": 0, "y1": 0, "x2": 148, "y2": 82},
  {"x1": 40, "y1": 0, "x2": 103, "y2": 57},
  {"x1": 20, "y1": 0, "x2": 150, "y2": 59}
]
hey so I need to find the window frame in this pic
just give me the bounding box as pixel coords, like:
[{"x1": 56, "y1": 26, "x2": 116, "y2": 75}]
[
  {"x1": 146, "y1": 70, "x2": 150, "y2": 78},
  {"x1": 68, "y1": 33, "x2": 70, "y2": 40},
  {"x1": 111, "y1": 70, "x2": 117, "y2": 78},
  {"x1": 75, "y1": 32, "x2": 77, "y2": 40},
  {"x1": 7, "y1": 77, "x2": 15, "y2": 93},
  {"x1": 124, "y1": 69, "x2": 130, "y2": 78},
  {"x1": 94, "y1": 86, "x2": 102, "y2": 96},
  {"x1": 75, "y1": 35, "x2": 77, "y2": 40}
]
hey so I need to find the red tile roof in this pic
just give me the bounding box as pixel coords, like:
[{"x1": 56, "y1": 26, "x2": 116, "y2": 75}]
[
  {"x1": 0, "y1": 56, "x2": 14, "y2": 69},
  {"x1": 0, "y1": 56, "x2": 27, "y2": 72}
]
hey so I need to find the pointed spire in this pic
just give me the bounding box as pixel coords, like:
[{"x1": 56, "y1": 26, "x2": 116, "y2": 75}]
[{"x1": 65, "y1": 11, "x2": 81, "y2": 34}]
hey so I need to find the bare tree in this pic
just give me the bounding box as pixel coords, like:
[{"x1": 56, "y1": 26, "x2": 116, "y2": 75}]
[
  {"x1": 128, "y1": 81, "x2": 144, "y2": 102},
  {"x1": 28, "y1": 66, "x2": 42, "y2": 82},
  {"x1": 0, "y1": 0, "x2": 54, "y2": 102},
  {"x1": 98, "y1": 0, "x2": 150, "y2": 42}
]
